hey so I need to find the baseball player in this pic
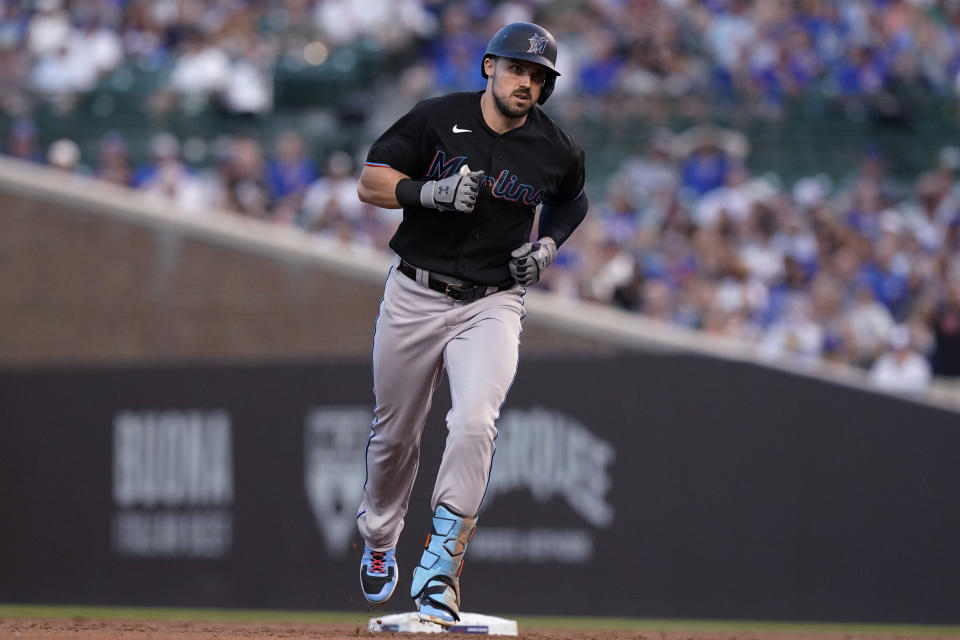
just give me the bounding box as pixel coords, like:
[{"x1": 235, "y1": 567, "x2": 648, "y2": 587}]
[{"x1": 355, "y1": 22, "x2": 588, "y2": 626}]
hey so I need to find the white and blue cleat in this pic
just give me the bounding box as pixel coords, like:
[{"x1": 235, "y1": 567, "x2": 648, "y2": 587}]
[
  {"x1": 410, "y1": 504, "x2": 478, "y2": 627},
  {"x1": 416, "y1": 582, "x2": 461, "y2": 626},
  {"x1": 360, "y1": 545, "x2": 398, "y2": 604}
]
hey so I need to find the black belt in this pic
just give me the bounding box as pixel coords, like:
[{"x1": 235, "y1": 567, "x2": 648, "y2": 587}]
[{"x1": 397, "y1": 260, "x2": 507, "y2": 302}]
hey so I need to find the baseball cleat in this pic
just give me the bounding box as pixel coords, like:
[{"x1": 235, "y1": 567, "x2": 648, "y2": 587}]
[
  {"x1": 360, "y1": 545, "x2": 398, "y2": 604},
  {"x1": 410, "y1": 504, "x2": 478, "y2": 626},
  {"x1": 416, "y1": 578, "x2": 460, "y2": 626}
]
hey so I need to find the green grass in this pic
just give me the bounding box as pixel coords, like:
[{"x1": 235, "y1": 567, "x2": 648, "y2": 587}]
[
  {"x1": 0, "y1": 605, "x2": 360, "y2": 624},
  {"x1": 2, "y1": 604, "x2": 960, "y2": 637},
  {"x1": 511, "y1": 614, "x2": 960, "y2": 636}
]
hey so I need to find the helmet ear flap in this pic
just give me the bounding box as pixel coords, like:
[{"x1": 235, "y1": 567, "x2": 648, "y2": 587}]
[{"x1": 538, "y1": 74, "x2": 556, "y2": 105}]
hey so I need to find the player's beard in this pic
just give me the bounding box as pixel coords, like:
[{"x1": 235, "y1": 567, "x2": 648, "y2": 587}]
[{"x1": 492, "y1": 80, "x2": 535, "y2": 119}]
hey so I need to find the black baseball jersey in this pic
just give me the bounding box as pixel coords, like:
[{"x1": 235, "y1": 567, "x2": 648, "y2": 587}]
[{"x1": 365, "y1": 91, "x2": 585, "y2": 287}]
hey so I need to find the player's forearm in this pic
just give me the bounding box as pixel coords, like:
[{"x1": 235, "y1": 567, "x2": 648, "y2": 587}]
[
  {"x1": 538, "y1": 191, "x2": 588, "y2": 247},
  {"x1": 359, "y1": 163, "x2": 482, "y2": 213},
  {"x1": 357, "y1": 165, "x2": 407, "y2": 209}
]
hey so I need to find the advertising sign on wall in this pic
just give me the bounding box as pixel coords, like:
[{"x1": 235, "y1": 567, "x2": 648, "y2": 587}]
[{"x1": 1, "y1": 356, "x2": 958, "y2": 623}]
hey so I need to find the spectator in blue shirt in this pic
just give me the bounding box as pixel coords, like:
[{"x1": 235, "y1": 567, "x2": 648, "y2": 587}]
[
  {"x1": 266, "y1": 130, "x2": 318, "y2": 220},
  {"x1": 680, "y1": 138, "x2": 730, "y2": 198}
]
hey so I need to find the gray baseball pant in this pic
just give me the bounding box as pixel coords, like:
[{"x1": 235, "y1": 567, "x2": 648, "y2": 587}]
[{"x1": 357, "y1": 260, "x2": 525, "y2": 551}]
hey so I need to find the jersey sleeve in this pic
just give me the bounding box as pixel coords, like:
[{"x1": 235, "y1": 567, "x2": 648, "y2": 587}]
[
  {"x1": 365, "y1": 100, "x2": 432, "y2": 177},
  {"x1": 549, "y1": 140, "x2": 586, "y2": 204}
]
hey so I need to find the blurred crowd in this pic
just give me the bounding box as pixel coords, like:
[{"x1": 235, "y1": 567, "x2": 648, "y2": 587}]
[
  {"x1": 418, "y1": 0, "x2": 960, "y2": 124},
  {"x1": 546, "y1": 127, "x2": 960, "y2": 394},
  {"x1": 9, "y1": 124, "x2": 401, "y2": 248},
  {"x1": 3, "y1": 0, "x2": 960, "y2": 117},
  {"x1": 3, "y1": 0, "x2": 960, "y2": 393}
]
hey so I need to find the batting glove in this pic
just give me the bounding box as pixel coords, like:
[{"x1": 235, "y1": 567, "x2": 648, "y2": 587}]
[
  {"x1": 421, "y1": 170, "x2": 484, "y2": 213},
  {"x1": 509, "y1": 237, "x2": 557, "y2": 286}
]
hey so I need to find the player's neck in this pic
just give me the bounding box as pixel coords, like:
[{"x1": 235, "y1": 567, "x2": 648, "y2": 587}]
[{"x1": 480, "y1": 91, "x2": 527, "y2": 134}]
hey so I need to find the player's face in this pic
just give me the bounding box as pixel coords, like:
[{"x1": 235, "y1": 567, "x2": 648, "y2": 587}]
[{"x1": 488, "y1": 57, "x2": 546, "y2": 119}]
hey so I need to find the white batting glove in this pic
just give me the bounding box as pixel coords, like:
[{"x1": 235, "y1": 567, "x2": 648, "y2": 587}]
[
  {"x1": 509, "y1": 237, "x2": 557, "y2": 286},
  {"x1": 420, "y1": 169, "x2": 484, "y2": 213}
]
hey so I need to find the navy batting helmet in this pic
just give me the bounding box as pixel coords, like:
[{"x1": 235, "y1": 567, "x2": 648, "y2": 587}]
[{"x1": 481, "y1": 22, "x2": 560, "y2": 105}]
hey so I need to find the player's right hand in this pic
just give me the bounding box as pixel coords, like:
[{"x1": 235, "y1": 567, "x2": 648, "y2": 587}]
[{"x1": 421, "y1": 170, "x2": 484, "y2": 213}]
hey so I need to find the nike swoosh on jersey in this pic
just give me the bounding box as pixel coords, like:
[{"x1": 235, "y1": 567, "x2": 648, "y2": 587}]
[{"x1": 452, "y1": 125, "x2": 472, "y2": 134}]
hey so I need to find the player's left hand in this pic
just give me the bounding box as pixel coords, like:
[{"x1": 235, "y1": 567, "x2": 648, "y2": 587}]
[{"x1": 509, "y1": 237, "x2": 557, "y2": 286}]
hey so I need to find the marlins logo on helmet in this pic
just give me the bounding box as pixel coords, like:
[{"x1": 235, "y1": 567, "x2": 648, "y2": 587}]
[{"x1": 527, "y1": 34, "x2": 548, "y2": 54}]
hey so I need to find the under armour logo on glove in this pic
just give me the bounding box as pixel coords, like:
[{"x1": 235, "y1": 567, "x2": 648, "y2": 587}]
[
  {"x1": 420, "y1": 167, "x2": 484, "y2": 213},
  {"x1": 509, "y1": 238, "x2": 557, "y2": 286}
]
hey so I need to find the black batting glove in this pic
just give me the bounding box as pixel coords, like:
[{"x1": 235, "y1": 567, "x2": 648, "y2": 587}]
[
  {"x1": 509, "y1": 237, "x2": 557, "y2": 286},
  {"x1": 420, "y1": 170, "x2": 484, "y2": 213}
]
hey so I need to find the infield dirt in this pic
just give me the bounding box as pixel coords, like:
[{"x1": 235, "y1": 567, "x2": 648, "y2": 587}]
[{"x1": 3, "y1": 618, "x2": 960, "y2": 640}]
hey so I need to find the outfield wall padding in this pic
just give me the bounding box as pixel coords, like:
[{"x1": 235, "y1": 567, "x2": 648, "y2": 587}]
[{"x1": 1, "y1": 355, "x2": 957, "y2": 623}]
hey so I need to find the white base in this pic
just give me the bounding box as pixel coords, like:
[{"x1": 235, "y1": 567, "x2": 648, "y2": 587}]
[{"x1": 368, "y1": 611, "x2": 518, "y2": 635}]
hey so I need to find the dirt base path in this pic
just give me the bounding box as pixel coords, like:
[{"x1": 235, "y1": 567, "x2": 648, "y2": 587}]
[{"x1": 2, "y1": 618, "x2": 959, "y2": 640}]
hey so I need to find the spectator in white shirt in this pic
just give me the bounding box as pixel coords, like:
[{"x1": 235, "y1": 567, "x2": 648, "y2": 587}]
[
  {"x1": 27, "y1": 0, "x2": 70, "y2": 57},
  {"x1": 168, "y1": 28, "x2": 230, "y2": 97},
  {"x1": 868, "y1": 325, "x2": 932, "y2": 394},
  {"x1": 302, "y1": 150, "x2": 365, "y2": 231},
  {"x1": 843, "y1": 282, "x2": 896, "y2": 365},
  {"x1": 31, "y1": 41, "x2": 97, "y2": 95},
  {"x1": 70, "y1": 17, "x2": 123, "y2": 77}
]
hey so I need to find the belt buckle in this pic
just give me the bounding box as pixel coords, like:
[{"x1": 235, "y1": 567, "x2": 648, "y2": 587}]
[{"x1": 444, "y1": 282, "x2": 471, "y2": 301}]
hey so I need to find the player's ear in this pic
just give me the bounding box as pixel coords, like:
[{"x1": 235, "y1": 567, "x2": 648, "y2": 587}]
[{"x1": 482, "y1": 55, "x2": 496, "y2": 78}]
